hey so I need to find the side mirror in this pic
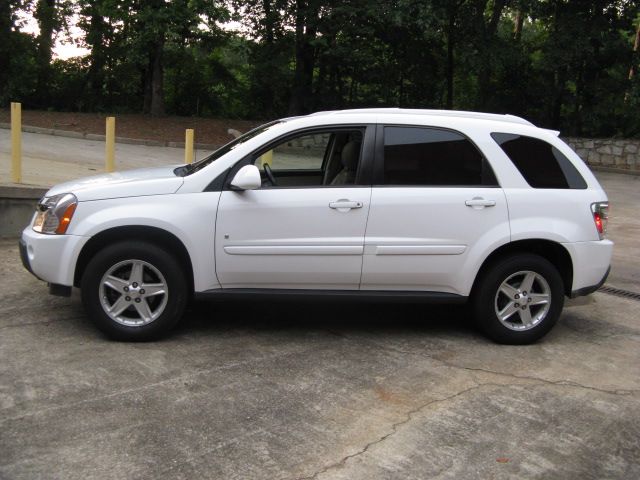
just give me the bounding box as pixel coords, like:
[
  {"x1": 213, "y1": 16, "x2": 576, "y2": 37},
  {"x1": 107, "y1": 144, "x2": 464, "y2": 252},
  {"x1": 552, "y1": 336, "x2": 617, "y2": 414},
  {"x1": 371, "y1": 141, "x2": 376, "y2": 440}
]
[{"x1": 230, "y1": 164, "x2": 262, "y2": 191}]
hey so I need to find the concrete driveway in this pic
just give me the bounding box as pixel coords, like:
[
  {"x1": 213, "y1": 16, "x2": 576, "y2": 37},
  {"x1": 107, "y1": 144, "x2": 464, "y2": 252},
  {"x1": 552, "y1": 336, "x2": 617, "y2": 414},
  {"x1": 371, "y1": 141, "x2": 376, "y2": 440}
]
[
  {"x1": 0, "y1": 172, "x2": 639, "y2": 479},
  {"x1": 0, "y1": 129, "x2": 212, "y2": 187}
]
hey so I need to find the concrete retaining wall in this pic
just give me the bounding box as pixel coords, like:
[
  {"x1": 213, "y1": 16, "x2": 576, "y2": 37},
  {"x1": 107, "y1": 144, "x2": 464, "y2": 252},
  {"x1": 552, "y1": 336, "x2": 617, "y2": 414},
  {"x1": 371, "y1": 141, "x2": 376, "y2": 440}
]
[
  {"x1": 0, "y1": 186, "x2": 47, "y2": 238},
  {"x1": 566, "y1": 138, "x2": 640, "y2": 175}
]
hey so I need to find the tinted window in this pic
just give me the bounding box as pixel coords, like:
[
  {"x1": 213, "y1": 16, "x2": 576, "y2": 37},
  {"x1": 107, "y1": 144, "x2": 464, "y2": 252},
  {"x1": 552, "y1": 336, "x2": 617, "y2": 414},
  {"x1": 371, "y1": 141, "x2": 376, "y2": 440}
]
[
  {"x1": 492, "y1": 133, "x2": 587, "y2": 189},
  {"x1": 383, "y1": 127, "x2": 497, "y2": 186}
]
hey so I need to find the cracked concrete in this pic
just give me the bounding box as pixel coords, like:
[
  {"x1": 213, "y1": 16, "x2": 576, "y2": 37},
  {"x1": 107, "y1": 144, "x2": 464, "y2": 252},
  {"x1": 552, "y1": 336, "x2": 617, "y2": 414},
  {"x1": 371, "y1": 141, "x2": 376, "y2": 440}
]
[{"x1": 1, "y1": 171, "x2": 639, "y2": 479}]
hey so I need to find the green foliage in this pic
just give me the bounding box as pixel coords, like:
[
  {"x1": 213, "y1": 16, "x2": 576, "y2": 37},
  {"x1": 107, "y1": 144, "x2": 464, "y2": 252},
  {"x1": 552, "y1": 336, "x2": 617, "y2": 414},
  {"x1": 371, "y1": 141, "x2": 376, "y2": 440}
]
[
  {"x1": 164, "y1": 35, "x2": 253, "y2": 118},
  {"x1": 0, "y1": 31, "x2": 39, "y2": 105},
  {"x1": 1, "y1": 0, "x2": 639, "y2": 137}
]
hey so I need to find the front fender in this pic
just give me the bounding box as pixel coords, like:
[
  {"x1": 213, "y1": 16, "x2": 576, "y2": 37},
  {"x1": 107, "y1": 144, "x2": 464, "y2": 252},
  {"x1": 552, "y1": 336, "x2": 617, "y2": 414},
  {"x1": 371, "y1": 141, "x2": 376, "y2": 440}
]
[{"x1": 70, "y1": 192, "x2": 221, "y2": 291}]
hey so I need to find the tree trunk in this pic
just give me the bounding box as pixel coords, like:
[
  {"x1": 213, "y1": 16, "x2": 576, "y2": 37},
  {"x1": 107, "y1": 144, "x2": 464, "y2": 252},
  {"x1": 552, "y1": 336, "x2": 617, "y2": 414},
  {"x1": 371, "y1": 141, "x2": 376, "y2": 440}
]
[
  {"x1": 143, "y1": 58, "x2": 152, "y2": 114},
  {"x1": 628, "y1": 20, "x2": 640, "y2": 81},
  {"x1": 288, "y1": 0, "x2": 317, "y2": 115},
  {"x1": 0, "y1": 0, "x2": 12, "y2": 99},
  {"x1": 477, "y1": 0, "x2": 506, "y2": 110},
  {"x1": 259, "y1": 0, "x2": 276, "y2": 115},
  {"x1": 34, "y1": 0, "x2": 57, "y2": 106},
  {"x1": 572, "y1": 67, "x2": 584, "y2": 135},
  {"x1": 623, "y1": 19, "x2": 640, "y2": 103},
  {"x1": 85, "y1": 9, "x2": 107, "y2": 110},
  {"x1": 150, "y1": 36, "x2": 165, "y2": 116},
  {"x1": 142, "y1": 34, "x2": 165, "y2": 116},
  {"x1": 487, "y1": 0, "x2": 505, "y2": 36},
  {"x1": 513, "y1": 9, "x2": 524, "y2": 41},
  {"x1": 548, "y1": 0, "x2": 564, "y2": 129},
  {"x1": 445, "y1": 5, "x2": 456, "y2": 109},
  {"x1": 263, "y1": 0, "x2": 274, "y2": 44},
  {"x1": 551, "y1": 69, "x2": 566, "y2": 129}
]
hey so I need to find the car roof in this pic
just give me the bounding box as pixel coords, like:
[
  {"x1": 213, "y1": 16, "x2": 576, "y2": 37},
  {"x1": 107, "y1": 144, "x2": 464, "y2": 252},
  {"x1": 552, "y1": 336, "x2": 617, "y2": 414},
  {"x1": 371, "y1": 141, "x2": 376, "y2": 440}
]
[
  {"x1": 296, "y1": 108, "x2": 535, "y2": 127},
  {"x1": 277, "y1": 108, "x2": 562, "y2": 141}
]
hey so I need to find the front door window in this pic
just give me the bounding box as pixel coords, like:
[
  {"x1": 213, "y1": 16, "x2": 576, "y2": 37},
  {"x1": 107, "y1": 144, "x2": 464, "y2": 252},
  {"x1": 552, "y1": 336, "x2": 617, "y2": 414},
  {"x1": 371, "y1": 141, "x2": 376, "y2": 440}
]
[{"x1": 250, "y1": 130, "x2": 364, "y2": 188}]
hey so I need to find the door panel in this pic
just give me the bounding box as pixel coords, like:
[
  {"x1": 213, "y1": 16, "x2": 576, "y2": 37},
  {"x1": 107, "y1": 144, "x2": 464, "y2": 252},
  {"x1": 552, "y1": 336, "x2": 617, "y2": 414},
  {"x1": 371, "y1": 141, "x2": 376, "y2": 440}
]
[
  {"x1": 215, "y1": 188, "x2": 371, "y2": 289},
  {"x1": 361, "y1": 187, "x2": 510, "y2": 295}
]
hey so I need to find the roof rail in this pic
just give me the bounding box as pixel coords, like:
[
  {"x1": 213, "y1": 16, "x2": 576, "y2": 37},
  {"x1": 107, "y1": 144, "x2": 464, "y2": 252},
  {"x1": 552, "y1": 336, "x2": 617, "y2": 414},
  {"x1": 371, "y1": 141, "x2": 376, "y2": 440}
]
[{"x1": 319, "y1": 108, "x2": 534, "y2": 127}]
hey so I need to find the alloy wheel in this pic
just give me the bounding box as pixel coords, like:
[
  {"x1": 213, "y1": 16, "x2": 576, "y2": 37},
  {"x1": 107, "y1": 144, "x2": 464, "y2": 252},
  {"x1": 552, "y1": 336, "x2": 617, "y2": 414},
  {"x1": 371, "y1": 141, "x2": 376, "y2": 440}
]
[
  {"x1": 99, "y1": 259, "x2": 169, "y2": 326},
  {"x1": 494, "y1": 270, "x2": 551, "y2": 331}
]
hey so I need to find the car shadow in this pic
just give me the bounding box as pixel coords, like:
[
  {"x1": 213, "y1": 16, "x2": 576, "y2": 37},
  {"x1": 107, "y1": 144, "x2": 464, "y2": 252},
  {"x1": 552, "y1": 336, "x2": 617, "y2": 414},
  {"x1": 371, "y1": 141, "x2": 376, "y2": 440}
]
[{"x1": 173, "y1": 298, "x2": 479, "y2": 339}]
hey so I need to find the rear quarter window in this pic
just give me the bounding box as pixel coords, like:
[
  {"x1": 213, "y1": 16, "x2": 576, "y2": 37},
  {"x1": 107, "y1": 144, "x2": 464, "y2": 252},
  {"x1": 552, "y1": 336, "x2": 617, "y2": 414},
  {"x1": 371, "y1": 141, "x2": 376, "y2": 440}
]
[{"x1": 491, "y1": 133, "x2": 587, "y2": 189}]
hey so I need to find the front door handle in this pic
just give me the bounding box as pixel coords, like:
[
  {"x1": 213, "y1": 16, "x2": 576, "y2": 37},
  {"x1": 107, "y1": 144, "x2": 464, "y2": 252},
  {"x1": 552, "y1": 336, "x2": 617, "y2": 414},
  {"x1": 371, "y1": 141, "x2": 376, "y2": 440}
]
[
  {"x1": 465, "y1": 197, "x2": 496, "y2": 209},
  {"x1": 329, "y1": 200, "x2": 363, "y2": 210}
]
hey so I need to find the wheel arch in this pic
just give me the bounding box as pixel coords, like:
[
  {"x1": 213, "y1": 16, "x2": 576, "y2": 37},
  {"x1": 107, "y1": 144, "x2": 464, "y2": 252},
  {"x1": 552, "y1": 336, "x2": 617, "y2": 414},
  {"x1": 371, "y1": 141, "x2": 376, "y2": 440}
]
[
  {"x1": 74, "y1": 225, "x2": 194, "y2": 293},
  {"x1": 472, "y1": 239, "x2": 573, "y2": 297}
]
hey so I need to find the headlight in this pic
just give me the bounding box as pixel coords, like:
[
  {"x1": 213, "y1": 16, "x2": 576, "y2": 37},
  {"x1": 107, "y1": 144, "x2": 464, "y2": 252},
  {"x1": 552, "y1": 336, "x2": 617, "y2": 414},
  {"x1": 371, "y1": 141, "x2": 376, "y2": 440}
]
[{"x1": 33, "y1": 193, "x2": 78, "y2": 234}]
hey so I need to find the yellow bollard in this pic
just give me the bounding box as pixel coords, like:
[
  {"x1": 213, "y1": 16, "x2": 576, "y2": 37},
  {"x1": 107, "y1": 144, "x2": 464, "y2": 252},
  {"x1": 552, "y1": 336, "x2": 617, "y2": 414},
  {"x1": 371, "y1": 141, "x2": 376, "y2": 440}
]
[
  {"x1": 11, "y1": 102, "x2": 22, "y2": 183},
  {"x1": 260, "y1": 149, "x2": 273, "y2": 167},
  {"x1": 184, "y1": 128, "x2": 194, "y2": 164},
  {"x1": 105, "y1": 116, "x2": 115, "y2": 172}
]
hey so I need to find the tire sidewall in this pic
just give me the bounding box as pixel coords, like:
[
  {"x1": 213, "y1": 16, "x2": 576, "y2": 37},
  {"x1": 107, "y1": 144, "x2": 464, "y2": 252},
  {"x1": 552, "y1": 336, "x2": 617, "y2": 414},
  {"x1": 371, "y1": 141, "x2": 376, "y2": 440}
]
[
  {"x1": 81, "y1": 242, "x2": 188, "y2": 341},
  {"x1": 473, "y1": 254, "x2": 565, "y2": 345}
]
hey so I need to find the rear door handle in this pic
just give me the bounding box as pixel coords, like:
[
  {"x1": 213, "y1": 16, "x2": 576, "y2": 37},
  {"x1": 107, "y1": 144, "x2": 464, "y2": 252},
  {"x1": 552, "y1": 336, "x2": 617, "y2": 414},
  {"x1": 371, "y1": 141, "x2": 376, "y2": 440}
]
[
  {"x1": 329, "y1": 200, "x2": 363, "y2": 210},
  {"x1": 465, "y1": 197, "x2": 496, "y2": 208}
]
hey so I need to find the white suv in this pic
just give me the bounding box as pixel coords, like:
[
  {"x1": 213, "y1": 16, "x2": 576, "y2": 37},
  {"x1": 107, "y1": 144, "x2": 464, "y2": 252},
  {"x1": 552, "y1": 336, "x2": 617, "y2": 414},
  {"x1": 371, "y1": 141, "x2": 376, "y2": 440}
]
[{"x1": 19, "y1": 109, "x2": 612, "y2": 344}]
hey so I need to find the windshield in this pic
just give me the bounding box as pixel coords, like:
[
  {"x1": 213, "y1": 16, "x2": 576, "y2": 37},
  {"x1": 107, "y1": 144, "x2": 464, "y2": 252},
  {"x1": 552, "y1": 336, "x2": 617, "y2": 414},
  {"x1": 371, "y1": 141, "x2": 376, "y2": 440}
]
[{"x1": 174, "y1": 120, "x2": 285, "y2": 176}]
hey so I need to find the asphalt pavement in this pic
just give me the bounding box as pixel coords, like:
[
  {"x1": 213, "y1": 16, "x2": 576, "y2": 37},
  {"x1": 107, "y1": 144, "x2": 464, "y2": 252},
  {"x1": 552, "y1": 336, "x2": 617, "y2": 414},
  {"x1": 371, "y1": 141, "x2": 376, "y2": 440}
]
[{"x1": 0, "y1": 171, "x2": 638, "y2": 479}]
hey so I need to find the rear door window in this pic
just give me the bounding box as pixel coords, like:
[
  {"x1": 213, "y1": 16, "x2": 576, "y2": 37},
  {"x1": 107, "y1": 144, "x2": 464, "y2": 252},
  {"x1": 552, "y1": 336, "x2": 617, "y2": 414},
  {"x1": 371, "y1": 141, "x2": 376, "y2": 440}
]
[
  {"x1": 491, "y1": 133, "x2": 587, "y2": 189},
  {"x1": 382, "y1": 126, "x2": 498, "y2": 186}
]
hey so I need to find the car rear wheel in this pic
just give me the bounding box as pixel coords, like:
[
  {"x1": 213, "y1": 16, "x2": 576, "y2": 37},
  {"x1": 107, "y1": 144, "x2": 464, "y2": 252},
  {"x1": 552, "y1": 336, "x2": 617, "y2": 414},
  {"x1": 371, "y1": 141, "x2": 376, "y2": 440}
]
[
  {"x1": 473, "y1": 254, "x2": 564, "y2": 344},
  {"x1": 81, "y1": 241, "x2": 188, "y2": 341}
]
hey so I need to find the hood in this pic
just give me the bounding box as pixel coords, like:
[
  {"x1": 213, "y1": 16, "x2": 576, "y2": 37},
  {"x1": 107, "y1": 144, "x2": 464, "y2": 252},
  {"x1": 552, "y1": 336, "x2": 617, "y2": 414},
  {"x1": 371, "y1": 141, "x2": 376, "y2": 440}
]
[{"x1": 45, "y1": 165, "x2": 184, "y2": 201}]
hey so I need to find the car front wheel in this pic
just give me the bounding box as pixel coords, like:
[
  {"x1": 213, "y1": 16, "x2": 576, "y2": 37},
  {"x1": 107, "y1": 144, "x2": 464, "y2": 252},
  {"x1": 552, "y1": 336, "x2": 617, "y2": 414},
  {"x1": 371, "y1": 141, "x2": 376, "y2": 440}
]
[
  {"x1": 473, "y1": 254, "x2": 565, "y2": 344},
  {"x1": 81, "y1": 241, "x2": 188, "y2": 341}
]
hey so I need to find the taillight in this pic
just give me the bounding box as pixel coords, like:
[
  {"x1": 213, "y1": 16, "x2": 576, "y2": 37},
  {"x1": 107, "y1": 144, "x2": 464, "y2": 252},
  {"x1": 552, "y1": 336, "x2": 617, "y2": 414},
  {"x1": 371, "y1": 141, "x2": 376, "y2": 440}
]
[{"x1": 591, "y1": 202, "x2": 609, "y2": 240}]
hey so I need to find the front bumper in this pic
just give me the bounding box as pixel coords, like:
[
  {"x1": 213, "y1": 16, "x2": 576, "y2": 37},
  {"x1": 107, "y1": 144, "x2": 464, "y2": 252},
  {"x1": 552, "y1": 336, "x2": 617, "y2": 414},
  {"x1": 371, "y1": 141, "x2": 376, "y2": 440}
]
[
  {"x1": 20, "y1": 227, "x2": 89, "y2": 292},
  {"x1": 19, "y1": 237, "x2": 38, "y2": 279}
]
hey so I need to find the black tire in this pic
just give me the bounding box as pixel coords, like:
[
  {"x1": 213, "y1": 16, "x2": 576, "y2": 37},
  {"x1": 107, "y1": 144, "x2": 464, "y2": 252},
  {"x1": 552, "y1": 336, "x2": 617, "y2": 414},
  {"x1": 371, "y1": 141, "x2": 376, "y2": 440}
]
[
  {"x1": 472, "y1": 254, "x2": 565, "y2": 345},
  {"x1": 80, "y1": 241, "x2": 188, "y2": 341}
]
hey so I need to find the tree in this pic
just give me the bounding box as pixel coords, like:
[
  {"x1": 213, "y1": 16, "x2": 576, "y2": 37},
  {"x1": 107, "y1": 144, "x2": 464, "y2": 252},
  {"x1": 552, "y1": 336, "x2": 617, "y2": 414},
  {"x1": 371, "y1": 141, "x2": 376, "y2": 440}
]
[
  {"x1": 0, "y1": 0, "x2": 13, "y2": 97},
  {"x1": 2, "y1": 0, "x2": 639, "y2": 138},
  {"x1": 33, "y1": 0, "x2": 72, "y2": 106},
  {"x1": 78, "y1": 0, "x2": 109, "y2": 110},
  {"x1": 0, "y1": 0, "x2": 40, "y2": 106}
]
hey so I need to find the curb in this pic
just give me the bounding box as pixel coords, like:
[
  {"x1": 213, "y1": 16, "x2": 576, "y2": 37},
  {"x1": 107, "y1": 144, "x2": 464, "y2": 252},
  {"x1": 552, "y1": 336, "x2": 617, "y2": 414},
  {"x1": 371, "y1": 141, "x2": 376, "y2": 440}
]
[
  {"x1": 0, "y1": 184, "x2": 48, "y2": 200},
  {"x1": 0, "y1": 123, "x2": 221, "y2": 150},
  {"x1": 590, "y1": 166, "x2": 640, "y2": 177}
]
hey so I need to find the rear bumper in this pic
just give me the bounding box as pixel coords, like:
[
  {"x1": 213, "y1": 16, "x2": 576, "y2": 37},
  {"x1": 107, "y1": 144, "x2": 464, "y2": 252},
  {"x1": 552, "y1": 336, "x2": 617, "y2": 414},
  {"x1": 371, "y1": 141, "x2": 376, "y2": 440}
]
[
  {"x1": 562, "y1": 239, "x2": 613, "y2": 297},
  {"x1": 570, "y1": 265, "x2": 610, "y2": 298}
]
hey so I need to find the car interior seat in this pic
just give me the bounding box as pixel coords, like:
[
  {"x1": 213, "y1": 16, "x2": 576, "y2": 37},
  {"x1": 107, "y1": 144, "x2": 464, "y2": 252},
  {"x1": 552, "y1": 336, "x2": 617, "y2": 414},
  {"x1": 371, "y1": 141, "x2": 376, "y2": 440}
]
[{"x1": 330, "y1": 140, "x2": 361, "y2": 185}]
